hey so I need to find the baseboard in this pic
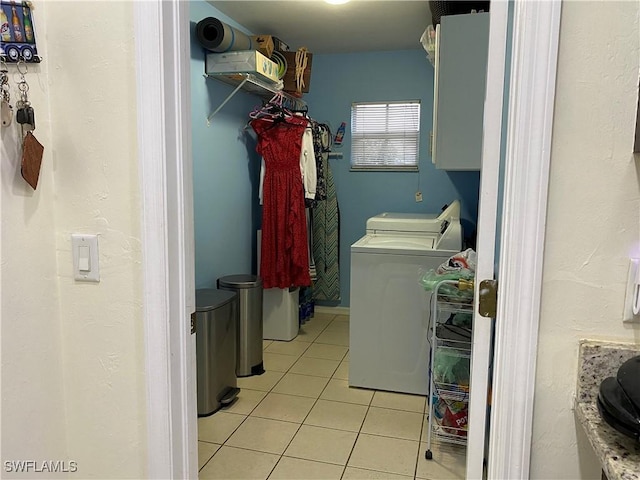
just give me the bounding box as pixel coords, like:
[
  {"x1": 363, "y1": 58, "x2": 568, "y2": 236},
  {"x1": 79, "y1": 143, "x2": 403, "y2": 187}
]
[{"x1": 315, "y1": 305, "x2": 350, "y2": 316}]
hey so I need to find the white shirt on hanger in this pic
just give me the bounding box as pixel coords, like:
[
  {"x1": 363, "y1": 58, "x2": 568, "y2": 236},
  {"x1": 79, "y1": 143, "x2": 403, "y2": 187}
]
[
  {"x1": 258, "y1": 125, "x2": 317, "y2": 204},
  {"x1": 300, "y1": 127, "x2": 317, "y2": 200}
]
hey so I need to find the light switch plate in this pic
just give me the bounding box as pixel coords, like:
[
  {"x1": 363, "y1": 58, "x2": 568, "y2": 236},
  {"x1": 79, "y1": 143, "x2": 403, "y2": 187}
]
[
  {"x1": 71, "y1": 234, "x2": 100, "y2": 282},
  {"x1": 415, "y1": 192, "x2": 423, "y2": 202},
  {"x1": 622, "y1": 258, "x2": 639, "y2": 322}
]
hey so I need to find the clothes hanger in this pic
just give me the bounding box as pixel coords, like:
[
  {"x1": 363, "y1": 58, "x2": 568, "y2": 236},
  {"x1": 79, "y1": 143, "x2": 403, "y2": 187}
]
[
  {"x1": 249, "y1": 102, "x2": 278, "y2": 120},
  {"x1": 289, "y1": 105, "x2": 309, "y2": 116},
  {"x1": 249, "y1": 91, "x2": 292, "y2": 121}
]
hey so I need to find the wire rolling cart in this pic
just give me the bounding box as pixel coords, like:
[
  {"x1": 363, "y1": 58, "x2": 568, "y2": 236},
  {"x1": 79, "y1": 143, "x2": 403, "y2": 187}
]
[{"x1": 425, "y1": 278, "x2": 474, "y2": 460}]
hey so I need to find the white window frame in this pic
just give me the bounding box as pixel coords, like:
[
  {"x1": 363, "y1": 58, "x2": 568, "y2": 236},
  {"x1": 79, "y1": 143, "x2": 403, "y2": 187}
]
[{"x1": 350, "y1": 100, "x2": 421, "y2": 172}]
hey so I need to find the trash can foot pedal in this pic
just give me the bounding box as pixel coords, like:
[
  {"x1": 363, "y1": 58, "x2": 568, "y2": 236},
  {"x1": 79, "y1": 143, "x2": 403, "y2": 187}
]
[{"x1": 220, "y1": 387, "x2": 240, "y2": 405}]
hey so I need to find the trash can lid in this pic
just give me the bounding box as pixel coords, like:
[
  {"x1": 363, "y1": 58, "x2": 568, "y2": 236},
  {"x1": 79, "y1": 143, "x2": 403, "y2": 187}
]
[
  {"x1": 218, "y1": 274, "x2": 263, "y2": 289},
  {"x1": 195, "y1": 289, "x2": 237, "y2": 312}
]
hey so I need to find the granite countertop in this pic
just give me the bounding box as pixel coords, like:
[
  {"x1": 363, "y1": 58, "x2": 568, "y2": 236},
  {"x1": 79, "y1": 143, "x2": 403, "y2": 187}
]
[{"x1": 575, "y1": 340, "x2": 640, "y2": 480}]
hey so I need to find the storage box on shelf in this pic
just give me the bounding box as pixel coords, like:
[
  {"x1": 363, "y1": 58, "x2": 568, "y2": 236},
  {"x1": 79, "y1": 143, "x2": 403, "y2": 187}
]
[
  {"x1": 250, "y1": 35, "x2": 290, "y2": 57},
  {"x1": 281, "y1": 51, "x2": 313, "y2": 94},
  {"x1": 251, "y1": 35, "x2": 274, "y2": 58},
  {"x1": 205, "y1": 50, "x2": 279, "y2": 84}
]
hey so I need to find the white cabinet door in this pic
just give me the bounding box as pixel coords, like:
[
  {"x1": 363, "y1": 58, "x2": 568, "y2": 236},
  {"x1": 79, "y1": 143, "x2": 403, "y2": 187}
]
[{"x1": 432, "y1": 13, "x2": 490, "y2": 171}]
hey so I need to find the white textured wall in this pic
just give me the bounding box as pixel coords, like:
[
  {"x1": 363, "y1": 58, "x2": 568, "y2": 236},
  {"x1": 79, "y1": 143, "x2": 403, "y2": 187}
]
[
  {"x1": 43, "y1": 1, "x2": 147, "y2": 477},
  {"x1": 0, "y1": 1, "x2": 68, "y2": 474},
  {"x1": 531, "y1": 2, "x2": 640, "y2": 479},
  {"x1": 2, "y1": 1, "x2": 145, "y2": 477}
]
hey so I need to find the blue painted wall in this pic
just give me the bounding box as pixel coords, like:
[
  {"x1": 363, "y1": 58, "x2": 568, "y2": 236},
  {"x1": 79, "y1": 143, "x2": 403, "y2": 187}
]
[
  {"x1": 188, "y1": 5, "x2": 481, "y2": 302},
  {"x1": 304, "y1": 50, "x2": 480, "y2": 306},
  {"x1": 190, "y1": 2, "x2": 263, "y2": 288}
]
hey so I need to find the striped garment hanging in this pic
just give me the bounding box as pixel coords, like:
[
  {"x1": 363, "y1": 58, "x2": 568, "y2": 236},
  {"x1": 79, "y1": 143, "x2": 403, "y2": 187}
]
[{"x1": 312, "y1": 144, "x2": 340, "y2": 302}]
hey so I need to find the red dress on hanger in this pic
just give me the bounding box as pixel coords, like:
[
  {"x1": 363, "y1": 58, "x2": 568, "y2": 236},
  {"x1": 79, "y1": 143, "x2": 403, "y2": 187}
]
[{"x1": 252, "y1": 115, "x2": 311, "y2": 289}]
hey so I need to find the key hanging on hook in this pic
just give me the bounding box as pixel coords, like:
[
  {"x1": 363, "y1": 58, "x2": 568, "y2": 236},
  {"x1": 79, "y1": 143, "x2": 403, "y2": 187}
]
[
  {"x1": 0, "y1": 59, "x2": 12, "y2": 127},
  {"x1": 11, "y1": 61, "x2": 44, "y2": 191},
  {"x1": 15, "y1": 61, "x2": 35, "y2": 135}
]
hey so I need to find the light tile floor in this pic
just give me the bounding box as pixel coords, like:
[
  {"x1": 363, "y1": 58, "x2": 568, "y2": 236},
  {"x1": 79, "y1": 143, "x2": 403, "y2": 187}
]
[{"x1": 198, "y1": 312, "x2": 466, "y2": 479}]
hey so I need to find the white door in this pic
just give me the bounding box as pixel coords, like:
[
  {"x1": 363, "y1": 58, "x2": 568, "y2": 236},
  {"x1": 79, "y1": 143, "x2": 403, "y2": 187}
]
[
  {"x1": 466, "y1": 1, "x2": 561, "y2": 479},
  {"x1": 463, "y1": 3, "x2": 510, "y2": 478},
  {"x1": 135, "y1": 1, "x2": 561, "y2": 478}
]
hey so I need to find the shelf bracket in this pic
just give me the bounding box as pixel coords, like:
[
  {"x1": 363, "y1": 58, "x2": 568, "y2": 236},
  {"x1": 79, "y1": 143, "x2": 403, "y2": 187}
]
[{"x1": 206, "y1": 76, "x2": 250, "y2": 126}]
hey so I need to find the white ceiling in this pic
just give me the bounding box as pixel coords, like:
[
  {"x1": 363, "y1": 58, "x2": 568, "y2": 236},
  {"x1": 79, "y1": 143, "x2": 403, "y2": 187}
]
[{"x1": 208, "y1": 1, "x2": 432, "y2": 54}]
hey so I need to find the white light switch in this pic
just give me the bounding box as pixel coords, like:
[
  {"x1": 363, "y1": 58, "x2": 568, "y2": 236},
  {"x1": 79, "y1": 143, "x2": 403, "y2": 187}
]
[
  {"x1": 72, "y1": 234, "x2": 100, "y2": 282},
  {"x1": 78, "y1": 246, "x2": 90, "y2": 271}
]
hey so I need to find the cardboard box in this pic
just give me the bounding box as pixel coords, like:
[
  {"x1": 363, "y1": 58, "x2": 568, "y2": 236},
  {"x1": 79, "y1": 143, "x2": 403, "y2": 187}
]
[
  {"x1": 273, "y1": 36, "x2": 290, "y2": 52},
  {"x1": 282, "y1": 51, "x2": 313, "y2": 94},
  {"x1": 205, "y1": 50, "x2": 279, "y2": 84},
  {"x1": 251, "y1": 35, "x2": 274, "y2": 58}
]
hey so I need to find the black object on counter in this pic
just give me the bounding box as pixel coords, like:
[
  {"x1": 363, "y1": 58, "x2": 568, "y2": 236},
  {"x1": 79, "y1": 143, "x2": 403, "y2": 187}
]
[{"x1": 597, "y1": 355, "x2": 640, "y2": 442}]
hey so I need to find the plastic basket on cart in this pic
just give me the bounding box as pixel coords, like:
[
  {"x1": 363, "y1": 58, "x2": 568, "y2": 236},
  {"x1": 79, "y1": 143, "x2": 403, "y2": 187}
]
[{"x1": 425, "y1": 279, "x2": 473, "y2": 460}]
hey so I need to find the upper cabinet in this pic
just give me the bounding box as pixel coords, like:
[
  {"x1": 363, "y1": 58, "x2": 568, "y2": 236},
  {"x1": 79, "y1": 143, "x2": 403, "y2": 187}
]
[{"x1": 431, "y1": 13, "x2": 490, "y2": 171}]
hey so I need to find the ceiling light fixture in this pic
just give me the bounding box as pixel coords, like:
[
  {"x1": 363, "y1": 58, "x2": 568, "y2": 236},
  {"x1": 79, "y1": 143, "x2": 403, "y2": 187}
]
[{"x1": 324, "y1": 0, "x2": 350, "y2": 5}]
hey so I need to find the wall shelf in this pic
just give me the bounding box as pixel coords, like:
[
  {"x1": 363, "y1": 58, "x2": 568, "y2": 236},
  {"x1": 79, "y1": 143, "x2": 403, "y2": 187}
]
[{"x1": 205, "y1": 73, "x2": 305, "y2": 125}]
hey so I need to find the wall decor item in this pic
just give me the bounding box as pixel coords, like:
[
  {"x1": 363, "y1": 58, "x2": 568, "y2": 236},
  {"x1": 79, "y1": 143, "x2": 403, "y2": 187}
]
[
  {"x1": 0, "y1": 1, "x2": 40, "y2": 63},
  {"x1": 0, "y1": 60, "x2": 11, "y2": 126}
]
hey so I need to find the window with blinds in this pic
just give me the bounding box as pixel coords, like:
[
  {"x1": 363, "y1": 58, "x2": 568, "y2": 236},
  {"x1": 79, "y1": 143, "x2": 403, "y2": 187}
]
[{"x1": 350, "y1": 100, "x2": 421, "y2": 171}]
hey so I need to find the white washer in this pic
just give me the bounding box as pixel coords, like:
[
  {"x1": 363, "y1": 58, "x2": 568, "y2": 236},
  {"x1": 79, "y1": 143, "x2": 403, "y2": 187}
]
[{"x1": 349, "y1": 201, "x2": 463, "y2": 395}]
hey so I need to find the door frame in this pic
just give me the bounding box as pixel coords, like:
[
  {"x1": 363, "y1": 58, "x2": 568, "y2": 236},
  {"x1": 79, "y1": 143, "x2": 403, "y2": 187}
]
[
  {"x1": 488, "y1": 1, "x2": 561, "y2": 478},
  {"x1": 134, "y1": 1, "x2": 196, "y2": 477},
  {"x1": 135, "y1": 1, "x2": 562, "y2": 478}
]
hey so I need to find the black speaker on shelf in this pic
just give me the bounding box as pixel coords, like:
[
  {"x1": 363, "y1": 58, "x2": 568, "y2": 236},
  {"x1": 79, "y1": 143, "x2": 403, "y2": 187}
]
[{"x1": 429, "y1": 1, "x2": 491, "y2": 26}]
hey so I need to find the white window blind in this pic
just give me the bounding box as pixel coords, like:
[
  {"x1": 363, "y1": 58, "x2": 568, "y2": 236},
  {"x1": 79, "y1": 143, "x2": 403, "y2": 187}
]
[{"x1": 350, "y1": 100, "x2": 421, "y2": 170}]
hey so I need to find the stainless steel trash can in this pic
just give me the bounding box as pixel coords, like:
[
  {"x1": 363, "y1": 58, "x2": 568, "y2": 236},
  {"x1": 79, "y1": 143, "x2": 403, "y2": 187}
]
[
  {"x1": 217, "y1": 274, "x2": 264, "y2": 377},
  {"x1": 195, "y1": 288, "x2": 240, "y2": 417}
]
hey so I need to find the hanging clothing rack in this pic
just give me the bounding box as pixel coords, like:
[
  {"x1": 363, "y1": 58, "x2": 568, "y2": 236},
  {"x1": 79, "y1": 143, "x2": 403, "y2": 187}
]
[{"x1": 205, "y1": 72, "x2": 306, "y2": 125}]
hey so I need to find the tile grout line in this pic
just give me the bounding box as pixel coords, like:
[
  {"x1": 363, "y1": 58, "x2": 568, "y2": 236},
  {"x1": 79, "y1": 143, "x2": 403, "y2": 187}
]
[
  {"x1": 201, "y1": 314, "x2": 367, "y2": 478},
  {"x1": 264, "y1": 314, "x2": 340, "y2": 479},
  {"x1": 339, "y1": 376, "x2": 374, "y2": 480},
  {"x1": 273, "y1": 329, "x2": 350, "y2": 477},
  {"x1": 201, "y1": 312, "x2": 450, "y2": 479},
  {"x1": 201, "y1": 324, "x2": 313, "y2": 474},
  {"x1": 264, "y1": 330, "x2": 311, "y2": 479}
]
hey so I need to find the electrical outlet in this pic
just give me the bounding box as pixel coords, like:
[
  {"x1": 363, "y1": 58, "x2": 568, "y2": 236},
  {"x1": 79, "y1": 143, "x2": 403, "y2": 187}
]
[
  {"x1": 622, "y1": 258, "x2": 640, "y2": 322},
  {"x1": 415, "y1": 192, "x2": 423, "y2": 202}
]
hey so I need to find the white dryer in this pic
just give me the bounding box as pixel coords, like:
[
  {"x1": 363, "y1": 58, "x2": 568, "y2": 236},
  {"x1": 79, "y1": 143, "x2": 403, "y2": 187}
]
[{"x1": 349, "y1": 201, "x2": 462, "y2": 395}]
